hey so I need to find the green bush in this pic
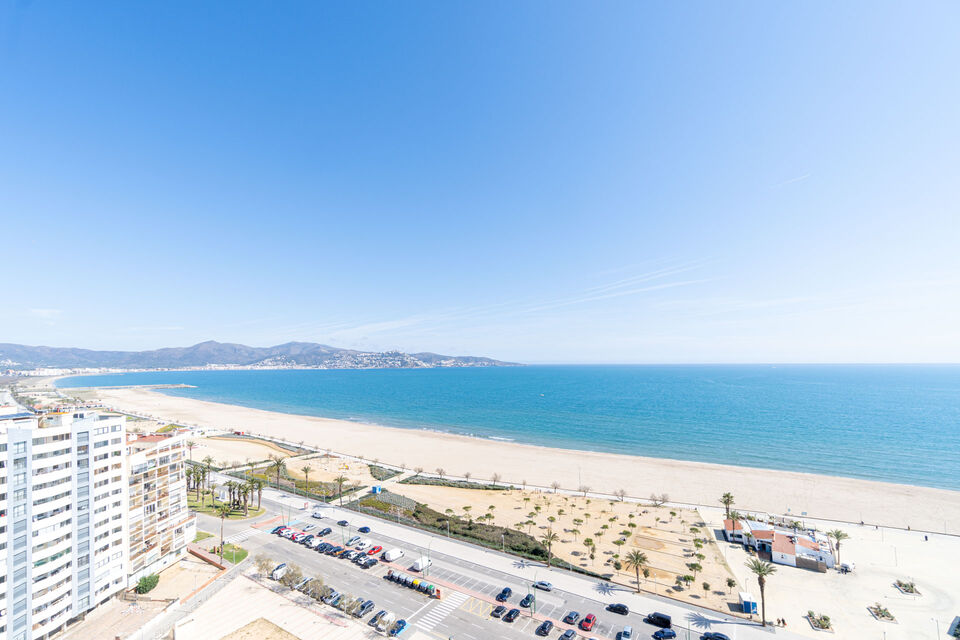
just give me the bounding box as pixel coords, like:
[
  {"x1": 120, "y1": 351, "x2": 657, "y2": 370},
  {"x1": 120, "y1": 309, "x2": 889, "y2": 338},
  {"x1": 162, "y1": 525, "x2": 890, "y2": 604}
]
[
  {"x1": 399, "y1": 476, "x2": 510, "y2": 490},
  {"x1": 368, "y1": 465, "x2": 401, "y2": 481},
  {"x1": 136, "y1": 574, "x2": 159, "y2": 594}
]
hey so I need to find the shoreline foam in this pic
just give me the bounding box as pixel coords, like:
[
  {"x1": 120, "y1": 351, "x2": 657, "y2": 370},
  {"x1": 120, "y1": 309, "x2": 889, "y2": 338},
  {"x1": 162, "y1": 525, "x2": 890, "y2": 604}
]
[{"x1": 77, "y1": 385, "x2": 960, "y2": 534}]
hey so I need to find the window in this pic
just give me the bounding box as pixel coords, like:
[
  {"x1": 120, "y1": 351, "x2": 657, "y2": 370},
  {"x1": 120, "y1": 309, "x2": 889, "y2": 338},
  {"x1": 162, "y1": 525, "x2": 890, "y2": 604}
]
[
  {"x1": 13, "y1": 489, "x2": 25, "y2": 502},
  {"x1": 12, "y1": 505, "x2": 25, "y2": 518},
  {"x1": 13, "y1": 457, "x2": 26, "y2": 469},
  {"x1": 14, "y1": 442, "x2": 26, "y2": 454},
  {"x1": 13, "y1": 473, "x2": 25, "y2": 486},
  {"x1": 77, "y1": 432, "x2": 89, "y2": 443}
]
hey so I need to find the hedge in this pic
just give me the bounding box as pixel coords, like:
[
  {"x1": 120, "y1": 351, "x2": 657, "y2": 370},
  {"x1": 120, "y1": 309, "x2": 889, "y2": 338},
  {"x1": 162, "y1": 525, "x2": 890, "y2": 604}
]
[{"x1": 135, "y1": 574, "x2": 159, "y2": 594}]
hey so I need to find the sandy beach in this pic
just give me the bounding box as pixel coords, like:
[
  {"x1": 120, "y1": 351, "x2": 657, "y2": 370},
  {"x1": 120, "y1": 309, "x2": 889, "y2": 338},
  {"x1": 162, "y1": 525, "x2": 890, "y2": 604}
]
[{"x1": 84, "y1": 386, "x2": 960, "y2": 534}]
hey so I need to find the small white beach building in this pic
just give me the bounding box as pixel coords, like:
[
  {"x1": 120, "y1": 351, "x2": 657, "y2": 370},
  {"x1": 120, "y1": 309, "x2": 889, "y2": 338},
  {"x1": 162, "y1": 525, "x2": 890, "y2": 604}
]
[{"x1": 724, "y1": 518, "x2": 835, "y2": 570}]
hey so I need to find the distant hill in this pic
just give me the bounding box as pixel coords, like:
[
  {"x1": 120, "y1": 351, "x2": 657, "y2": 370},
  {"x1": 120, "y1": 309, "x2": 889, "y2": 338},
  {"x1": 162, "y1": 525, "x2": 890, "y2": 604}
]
[{"x1": 0, "y1": 341, "x2": 516, "y2": 370}]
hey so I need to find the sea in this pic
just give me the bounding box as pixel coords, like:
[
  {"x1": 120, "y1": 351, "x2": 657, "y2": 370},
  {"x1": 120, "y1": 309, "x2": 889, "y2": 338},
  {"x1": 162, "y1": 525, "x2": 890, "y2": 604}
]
[{"x1": 57, "y1": 365, "x2": 960, "y2": 491}]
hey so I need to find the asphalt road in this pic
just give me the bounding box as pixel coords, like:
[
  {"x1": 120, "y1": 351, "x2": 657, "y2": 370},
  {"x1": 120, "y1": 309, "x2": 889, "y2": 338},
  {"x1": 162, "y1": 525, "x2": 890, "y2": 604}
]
[{"x1": 199, "y1": 497, "x2": 752, "y2": 640}]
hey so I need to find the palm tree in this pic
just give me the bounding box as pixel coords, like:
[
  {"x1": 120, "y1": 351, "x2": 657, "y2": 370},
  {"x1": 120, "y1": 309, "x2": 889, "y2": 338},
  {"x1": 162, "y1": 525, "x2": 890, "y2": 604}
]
[
  {"x1": 827, "y1": 529, "x2": 850, "y2": 565},
  {"x1": 570, "y1": 528, "x2": 580, "y2": 541},
  {"x1": 335, "y1": 474, "x2": 347, "y2": 505},
  {"x1": 745, "y1": 558, "x2": 777, "y2": 627},
  {"x1": 185, "y1": 466, "x2": 194, "y2": 496},
  {"x1": 268, "y1": 455, "x2": 286, "y2": 489},
  {"x1": 241, "y1": 480, "x2": 251, "y2": 516},
  {"x1": 301, "y1": 465, "x2": 313, "y2": 493},
  {"x1": 202, "y1": 455, "x2": 215, "y2": 488},
  {"x1": 491, "y1": 473, "x2": 501, "y2": 487},
  {"x1": 186, "y1": 440, "x2": 196, "y2": 462},
  {"x1": 216, "y1": 503, "x2": 232, "y2": 563},
  {"x1": 540, "y1": 529, "x2": 560, "y2": 567},
  {"x1": 624, "y1": 550, "x2": 649, "y2": 592},
  {"x1": 720, "y1": 492, "x2": 735, "y2": 519},
  {"x1": 251, "y1": 477, "x2": 265, "y2": 510}
]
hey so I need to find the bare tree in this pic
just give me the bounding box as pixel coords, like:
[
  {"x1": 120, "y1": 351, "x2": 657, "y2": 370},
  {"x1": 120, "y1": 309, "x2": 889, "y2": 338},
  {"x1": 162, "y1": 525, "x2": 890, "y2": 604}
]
[
  {"x1": 491, "y1": 473, "x2": 502, "y2": 486},
  {"x1": 614, "y1": 488, "x2": 627, "y2": 502},
  {"x1": 436, "y1": 468, "x2": 446, "y2": 479},
  {"x1": 579, "y1": 485, "x2": 591, "y2": 497},
  {"x1": 414, "y1": 466, "x2": 424, "y2": 477},
  {"x1": 551, "y1": 481, "x2": 561, "y2": 493}
]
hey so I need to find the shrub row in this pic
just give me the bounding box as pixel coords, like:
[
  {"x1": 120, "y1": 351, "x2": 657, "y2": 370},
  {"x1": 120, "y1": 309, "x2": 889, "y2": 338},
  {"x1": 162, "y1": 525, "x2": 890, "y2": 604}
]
[{"x1": 399, "y1": 476, "x2": 510, "y2": 490}]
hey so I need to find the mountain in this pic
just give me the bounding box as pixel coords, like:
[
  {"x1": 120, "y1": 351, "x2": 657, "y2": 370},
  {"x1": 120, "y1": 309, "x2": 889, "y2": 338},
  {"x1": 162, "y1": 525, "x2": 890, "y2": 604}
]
[{"x1": 0, "y1": 341, "x2": 516, "y2": 370}]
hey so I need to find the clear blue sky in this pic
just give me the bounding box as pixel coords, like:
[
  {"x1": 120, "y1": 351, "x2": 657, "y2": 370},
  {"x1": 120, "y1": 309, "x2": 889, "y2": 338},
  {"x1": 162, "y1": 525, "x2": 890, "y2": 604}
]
[{"x1": 2, "y1": 2, "x2": 958, "y2": 363}]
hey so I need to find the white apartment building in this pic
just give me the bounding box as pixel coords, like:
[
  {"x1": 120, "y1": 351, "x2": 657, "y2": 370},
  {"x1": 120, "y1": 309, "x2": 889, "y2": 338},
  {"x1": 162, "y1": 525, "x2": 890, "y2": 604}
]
[
  {"x1": 126, "y1": 432, "x2": 195, "y2": 585},
  {"x1": 0, "y1": 409, "x2": 128, "y2": 640}
]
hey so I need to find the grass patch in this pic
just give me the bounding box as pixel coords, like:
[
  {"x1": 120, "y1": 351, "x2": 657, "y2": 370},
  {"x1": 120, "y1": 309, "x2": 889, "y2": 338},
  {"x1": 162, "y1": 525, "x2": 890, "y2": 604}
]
[
  {"x1": 157, "y1": 423, "x2": 180, "y2": 433},
  {"x1": 193, "y1": 531, "x2": 213, "y2": 543},
  {"x1": 399, "y1": 476, "x2": 510, "y2": 490},
  {"x1": 369, "y1": 464, "x2": 401, "y2": 482},
  {"x1": 210, "y1": 543, "x2": 248, "y2": 564},
  {"x1": 188, "y1": 492, "x2": 264, "y2": 519}
]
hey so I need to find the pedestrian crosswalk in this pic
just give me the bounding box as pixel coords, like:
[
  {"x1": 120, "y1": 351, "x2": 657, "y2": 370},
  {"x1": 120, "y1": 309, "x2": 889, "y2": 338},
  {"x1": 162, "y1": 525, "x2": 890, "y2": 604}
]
[
  {"x1": 414, "y1": 590, "x2": 469, "y2": 631},
  {"x1": 223, "y1": 527, "x2": 265, "y2": 545}
]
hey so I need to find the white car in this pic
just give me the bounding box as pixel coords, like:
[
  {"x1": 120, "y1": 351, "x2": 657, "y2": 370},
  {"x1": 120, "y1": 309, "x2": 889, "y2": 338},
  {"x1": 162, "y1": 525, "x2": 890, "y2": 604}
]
[{"x1": 356, "y1": 539, "x2": 372, "y2": 550}]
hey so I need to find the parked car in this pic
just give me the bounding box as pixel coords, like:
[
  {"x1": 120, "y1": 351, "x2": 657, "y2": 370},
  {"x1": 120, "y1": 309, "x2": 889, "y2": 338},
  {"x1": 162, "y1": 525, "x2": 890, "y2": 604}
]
[
  {"x1": 563, "y1": 612, "x2": 581, "y2": 625},
  {"x1": 653, "y1": 630, "x2": 677, "y2": 639},
  {"x1": 492, "y1": 605, "x2": 507, "y2": 618},
  {"x1": 520, "y1": 593, "x2": 535, "y2": 608},
  {"x1": 643, "y1": 612, "x2": 671, "y2": 628},
  {"x1": 536, "y1": 621, "x2": 554, "y2": 636},
  {"x1": 368, "y1": 545, "x2": 383, "y2": 555},
  {"x1": 560, "y1": 630, "x2": 576, "y2": 640},
  {"x1": 362, "y1": 558, "x2": 379, "y2": 569},
  {"x1": 620, "y1": 626, "x2": 632, "y2": 640},
  {"x1": 355, "y1": 600, "x2": 376, "y2": 617},
  {"x1": 389, "y1": 620, "x2": 408, "y2": 636},
  {"x1": 503, "y1": 608, "x2": 521, "y2": 622},
  {"x1": 311, "y1": 510, "x2": 324, "y2": 519},
  {"x1": 301, "y1": 535, "x2": 314, "y2": 545},
  {"x1": 271, "y1": 526, "x2": 285, "y2": 534},
  {"x1": 319, "y1": 527, "x2": 333, "y2": 536},
  {"x1": 293, "y1": 532, "x2": 307, "y2": 542},
  {"x1": 496, "y1": 587, "x2": 513, "y2": 602},
  {"x1": 303, "y1": 524, "x2": 316, "y2": 531},
  {"x1": 356, "y1": 539, "x2": 371, "y2": 550},
  {"x1": 579, "y1": 614, "x2": 597, "y2": 631},
  {"x1": 607, "y1": 603, "x2": 629, "y2": 615},
  {"x1": 322, "y1": 590, "x2": 340, "y2": 605},
  {"x1": 337, "y1": 520, "x2": 349, "y2": 526},
  {"x1": 533, "y1": 581, "x2": 554, "y2": 591},
  {"x1": 699, "y1": 634, "x2": 730, "y2": 640},
  {"x1": 358, "y1": 526, "x2": 371, "y2": 533},
  {"x1": 270, "y1": 563, "x2": 287, "y2": 581},
  {"x1": 316, "y1": 543, "x2": 331, "y2": 552},
  {"x1": 369, "y1": 610, "x2": 387, "y2": 627},
  {"x1": 347, "y1": 535, "x2": 361, "y2": 546}
]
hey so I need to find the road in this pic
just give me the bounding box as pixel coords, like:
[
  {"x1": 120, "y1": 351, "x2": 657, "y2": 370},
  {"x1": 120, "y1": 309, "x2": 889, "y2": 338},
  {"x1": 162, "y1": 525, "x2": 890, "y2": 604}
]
[{"x1": 200, "y1": 478, "x2": 806, "y2": 640}]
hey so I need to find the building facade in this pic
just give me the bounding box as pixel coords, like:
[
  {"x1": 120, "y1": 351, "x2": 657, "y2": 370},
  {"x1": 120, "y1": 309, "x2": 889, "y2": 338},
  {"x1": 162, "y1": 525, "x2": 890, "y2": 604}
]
[
  {"x1": 0, "y1": 409, "x2": 128, "y2": 640},
  {"x1": 126, "y1": 432, "x2": 195, "y2": 586}
]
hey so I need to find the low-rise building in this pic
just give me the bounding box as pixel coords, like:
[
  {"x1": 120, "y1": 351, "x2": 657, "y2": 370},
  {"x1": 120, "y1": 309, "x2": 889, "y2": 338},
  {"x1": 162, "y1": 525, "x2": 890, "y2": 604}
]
[
  {"x1": 126, "y1": 432, "x2": 195, "y2": 586},
  {"x1": 724, "y1": 518, "x2": 835, "y2": 570}
]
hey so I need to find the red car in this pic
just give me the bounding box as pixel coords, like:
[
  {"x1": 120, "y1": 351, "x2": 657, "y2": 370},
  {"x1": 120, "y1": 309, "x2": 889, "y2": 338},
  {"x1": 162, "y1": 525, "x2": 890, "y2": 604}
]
[
  {"x1": 367, "y1": 545, "x2": 383, "y2": 555},
  {"x1": 579, "y1": 614, "x2": 596, "y2": 632}
]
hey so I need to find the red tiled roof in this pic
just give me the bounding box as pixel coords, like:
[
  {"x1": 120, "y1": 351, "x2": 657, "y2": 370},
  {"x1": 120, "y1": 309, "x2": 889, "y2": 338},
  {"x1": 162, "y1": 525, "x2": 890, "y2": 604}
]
[
  {"x1": 772, "y1": 534, "x2": 795, "y2": 555},
  {"x1": 724, "y1": 519, "x2": 742, "y2": 531},
  {"x1": 753, "y1": 530, "x2": 774, "y2": 540},
  {"x1": 796, "y1": 537, "x2": 819, "y2": 550}
]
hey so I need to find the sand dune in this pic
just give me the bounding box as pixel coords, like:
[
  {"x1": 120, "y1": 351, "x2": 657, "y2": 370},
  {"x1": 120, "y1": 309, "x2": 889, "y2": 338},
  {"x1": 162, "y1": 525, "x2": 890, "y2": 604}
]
[{"x1": 89, "y1": 386, "x2": 960, "y2": 533}]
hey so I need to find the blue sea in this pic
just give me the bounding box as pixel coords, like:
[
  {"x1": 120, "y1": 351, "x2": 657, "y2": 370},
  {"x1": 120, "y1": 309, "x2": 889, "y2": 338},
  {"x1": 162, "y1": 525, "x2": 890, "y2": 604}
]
[{"x1": 57, "y1": 366, "x2": 960, "y2": 491}]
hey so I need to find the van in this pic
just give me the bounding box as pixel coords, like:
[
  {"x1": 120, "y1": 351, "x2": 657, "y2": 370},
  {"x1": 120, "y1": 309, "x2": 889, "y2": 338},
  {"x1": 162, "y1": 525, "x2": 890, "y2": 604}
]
[
  {"x1": 270, "y1": 563, "x2": 288, "y2": 581},
  {"x1": 644, "y1": 612, "x2": 672, "y2": 628},
  {"x1": 412, "y1": 557, "x2": 432, "y2": 572},
  {"x1": 382, "y1": 548, "x2": 404, "y2": 562}
]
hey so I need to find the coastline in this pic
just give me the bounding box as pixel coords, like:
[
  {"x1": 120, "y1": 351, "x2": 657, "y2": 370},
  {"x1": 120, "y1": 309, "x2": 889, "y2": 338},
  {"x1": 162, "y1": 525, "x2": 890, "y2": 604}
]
[{"x1": 77, "y1": 385, "x2": 960, "y2": 534}]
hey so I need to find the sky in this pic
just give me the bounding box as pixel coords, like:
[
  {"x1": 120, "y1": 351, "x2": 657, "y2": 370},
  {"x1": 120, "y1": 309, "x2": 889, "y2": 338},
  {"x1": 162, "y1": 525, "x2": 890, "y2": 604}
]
[{"x1": 1, "y1": 2, "x2": 959, "y2": 363}]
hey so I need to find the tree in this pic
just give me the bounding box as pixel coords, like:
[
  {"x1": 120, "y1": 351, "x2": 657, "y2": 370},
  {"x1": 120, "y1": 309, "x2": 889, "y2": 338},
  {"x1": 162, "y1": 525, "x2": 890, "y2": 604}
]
[
  {"x1": 301, "y1": 465, "x2": 313, "y2": 492},
  {"x1": 579, "y1": 485, "x2": 590, "y2": 497},
  {"x1": 624, "y1": 550, "x2": 649, "y2": 592},
  {"x1": 255, "y1": 553, "x2": 274, "y2": 577},
  {"x1": 335, "y1": 474, "x2": 347, "y2": 505},
  {"x1": 746, "y1": 558, "x2": 777, "y2": 627},
  {"x1": 541, "y1": 529, "x2": 559, "y2": 566},
  {"x1": 251, "y1": 477, "x2": 265, "y2": 509},
  {"x1": 583, "y1": 538, "x2": 595, "y2": 563},
  {"x1": 551, "y1": 481, "x2": 560, "y2": 493},
  {"x1": 827, "y1": 529, "x2": 850, "y2": 565},
  {"x1": 241, "y1": 480, "x2": 251, "y2": 516},
  {"x1": 720, "y1": 492, "x2": 735, "y2": 519},
  {"x1": 436, "y1": 467, "x2": 446, "y2": 479},
  {"x1": 280, "y1": 564, "x2": 303, "y2": 589},
  {"x1": 570, "y1": 528, "x2": 580, "y2": 541},
  {"x1": 491, "y1": 473, "x2": 501, "y2": 486},
  {"x1": 702, "y1": 582, "x2": 711, "y2": 594},
  {"x1": 726, "y1": 577, "x2": 737, "y2": 594},
  {"x1": 215, "y1": 503, "x2": 232, "y2": 563},
  {"x1": 464, "y1": 471, "x2": 472, "y2": 481},
  {"x1": 268, "y1": 454, "x2": 286, "y2": 489},
  {"x1": 187, "y1": 440, "x2": 196, "y2": 461},
  {"x1": 687, "y1": 562, "x2": 702, "y2": 579},
  {"x1": 614, "y1": 488, "x2": 626, "y2": 502}
]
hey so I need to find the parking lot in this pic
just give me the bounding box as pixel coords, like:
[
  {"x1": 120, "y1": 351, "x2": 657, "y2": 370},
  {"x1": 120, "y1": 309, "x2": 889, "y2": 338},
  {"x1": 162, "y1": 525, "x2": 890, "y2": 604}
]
[{"x1": 235, "y1": 513, "x2": 722, "y2": 640}]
